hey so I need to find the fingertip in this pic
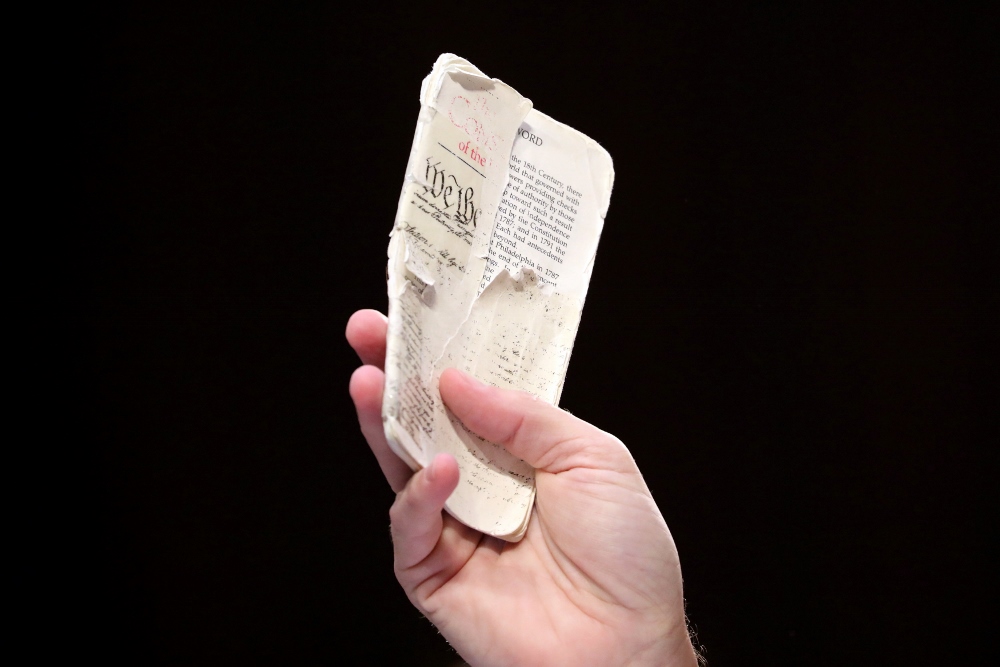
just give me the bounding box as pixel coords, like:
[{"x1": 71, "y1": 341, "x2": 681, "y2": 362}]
[
  {"x1": 346, "y1": 310, "x2": 389, "y2": 367},
  {"x1": 427, "y1": 452, "x2": 459, "y2": 487},
  {"x1": 349, "y1": 365, "x2": 384, "y2": 408},
  {"x1": 346, "y1": 309, "x2": 387, "y2": 334},
  {"x1": 439, "y1": 368, "x2": 487, "y2": 402},
  {"x1": 418, "y1": 453, "x2": 460, "y2": 509},
  {"x1": 438, "y1": 367, "x2": 464, "y2": 389},
  {"x1": 345, "y1": 310, "x2": 366, "y2": 342}
]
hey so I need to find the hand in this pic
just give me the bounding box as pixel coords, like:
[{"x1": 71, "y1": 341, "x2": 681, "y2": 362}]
[{"x1": 347, "y1": 309, "x2": 698, "y2": 667}]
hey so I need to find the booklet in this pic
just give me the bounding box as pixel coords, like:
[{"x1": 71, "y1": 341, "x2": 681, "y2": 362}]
[{"x1": 382, "y1": 54, "x2": 614, "y2": 540}]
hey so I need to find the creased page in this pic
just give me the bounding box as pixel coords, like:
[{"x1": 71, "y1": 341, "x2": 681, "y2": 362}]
[{"x1": 383, "y1": 54, "x2": 613, "y2": 540}]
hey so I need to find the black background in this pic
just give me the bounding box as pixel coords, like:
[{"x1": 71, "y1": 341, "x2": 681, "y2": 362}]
[{"x1": 72, "y1": 2, "x2": 994, "y2": 665}]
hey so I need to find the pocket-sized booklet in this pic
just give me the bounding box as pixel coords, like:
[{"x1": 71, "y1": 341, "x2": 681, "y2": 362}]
[{"x1": 382, "y1": 54, "x2": 614, "y2": 541}]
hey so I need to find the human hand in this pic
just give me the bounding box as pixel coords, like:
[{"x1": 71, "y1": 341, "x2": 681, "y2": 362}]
[{"x1": 347, "y1": 309, "x2": 698, "y2": 667}]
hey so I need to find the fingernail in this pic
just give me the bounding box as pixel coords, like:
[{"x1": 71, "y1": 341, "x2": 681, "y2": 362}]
[
  {"x1": 449, "y1": 368, "x2": 484, "y2": 388},
  {"x1": 425, "y1": 457, "x2": 437, "y2": 483}
]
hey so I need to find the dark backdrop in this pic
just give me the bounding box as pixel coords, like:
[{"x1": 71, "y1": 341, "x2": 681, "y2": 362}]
[{"x1": 73, "y1": 3, "x2": 994, "y2": 665}]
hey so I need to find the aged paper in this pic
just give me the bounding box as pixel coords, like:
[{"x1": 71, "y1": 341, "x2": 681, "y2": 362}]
[{"x1": 382, "y1": 54, "x2": 613, "y2": 540}]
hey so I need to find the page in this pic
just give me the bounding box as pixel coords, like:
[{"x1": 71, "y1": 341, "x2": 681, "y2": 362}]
[{"x1": 382, "y1": 54, "x2": 613, "y2": 540}]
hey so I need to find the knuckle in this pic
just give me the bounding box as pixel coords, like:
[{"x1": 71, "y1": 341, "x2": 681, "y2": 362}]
[
  {"x1": 388, "y1": 495, "x2": 407, "y2": 524},
  {"x1": 388, "y1": 483, "x2": 421, "y2": 525}
]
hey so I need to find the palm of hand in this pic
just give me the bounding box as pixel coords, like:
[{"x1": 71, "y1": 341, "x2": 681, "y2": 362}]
[
  {"x1": 427, "y1": 472, "x2": 685, "y2": 666},
  {"x1": 348, "y1": 310, "x2": 694, "y2": 667}
]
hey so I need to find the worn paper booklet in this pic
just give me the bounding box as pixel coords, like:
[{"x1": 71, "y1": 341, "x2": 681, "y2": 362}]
[{"x1": 382, "y1": 54, "x2": 614, "y2": 541}]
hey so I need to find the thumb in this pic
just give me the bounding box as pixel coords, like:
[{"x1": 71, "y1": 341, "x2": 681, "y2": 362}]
[{"x1": 438, "y1": 368, "x2": 636, "y2": 474}]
